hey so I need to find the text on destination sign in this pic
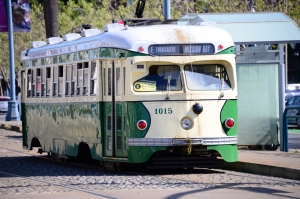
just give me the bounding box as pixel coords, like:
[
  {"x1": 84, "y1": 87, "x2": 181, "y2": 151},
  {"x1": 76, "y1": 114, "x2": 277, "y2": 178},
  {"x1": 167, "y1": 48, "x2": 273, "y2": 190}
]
[{"x1": 149, "y1": 44, "x2": 214, "y2": 55}]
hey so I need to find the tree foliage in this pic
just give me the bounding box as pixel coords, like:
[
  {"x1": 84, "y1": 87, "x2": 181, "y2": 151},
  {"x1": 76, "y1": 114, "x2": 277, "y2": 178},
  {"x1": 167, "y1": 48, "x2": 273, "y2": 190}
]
[{"x1": 0, "y1": 0, "x2": 300, "y2": 73}]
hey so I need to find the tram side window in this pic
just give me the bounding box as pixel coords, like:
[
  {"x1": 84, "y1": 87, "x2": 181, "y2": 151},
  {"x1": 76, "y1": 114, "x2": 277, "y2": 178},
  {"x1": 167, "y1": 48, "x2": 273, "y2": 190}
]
[
  {"x1": 123, "y1": 68, "x2": 126, "y2": 95},
  {"x1": 108, "y1": 68, "x2": 111, "y2": 96},
  {"x1": 116, "y1": 67, "x2": 121, "y2": 96},
  {"x1": 41, "y1": 68, "x2": 46, "y2": 97},
  {"x1": 27, "y1": 70, "x2": 32, "y2": 97},
  {"x1": 184, "y1": 64, "x2": 231, "y2": 91},
  {"x1": 65, "y1": 64, "x2": 71, "y2": 96},
  {"x1": 90, "y1": 61, "x2": 97, "y2": 95},
  {"x1": 103, "y1": 68, "x2": 106, "y2": 96},
  {"x1": 133, "y1": 65, "x2": 182, "y2": 92},
  {"x1": 65, "y1": 64, "x2": 73, "y2": 96},
  {"x1": 83, "y1": 62, "x2": 89, "y2": 96},
  {"x1": 36, "y1": 69, "x2": 41, "y2": 97},
  {"x1": 53, "y1": 66, "x2": 58, "y2": 97},
  {"x1": 31, "y1": 69, "x2": 36, "y2": 97},
  {"x1": 46, "y1": 67, "x2": 51, "y2": 97},
  {"x1": 58, "y1": 65, "x2": 64, "y2": 97},
  {"x1": 77, "y1": 63, "x2": 83, "y2": 96},
  {"x1": 71, "y1": 64, "x2": 76, "y2": 96}
]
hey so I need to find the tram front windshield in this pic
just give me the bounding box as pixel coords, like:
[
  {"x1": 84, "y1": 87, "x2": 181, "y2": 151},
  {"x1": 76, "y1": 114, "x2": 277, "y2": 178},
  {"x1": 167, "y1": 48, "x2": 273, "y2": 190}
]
[
  {"x1": 184, "y1": 64, "x2": 231, "y2": 91},
  {"x1": 134, "y1": 65, "x2": 182, "y2": 92}
]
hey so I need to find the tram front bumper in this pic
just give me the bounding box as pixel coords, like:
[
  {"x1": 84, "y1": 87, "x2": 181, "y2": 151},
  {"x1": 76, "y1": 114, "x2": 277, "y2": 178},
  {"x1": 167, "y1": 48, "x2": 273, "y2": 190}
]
[{"x1": 127, "y1": 137, "x2": 237, "y2": 146}]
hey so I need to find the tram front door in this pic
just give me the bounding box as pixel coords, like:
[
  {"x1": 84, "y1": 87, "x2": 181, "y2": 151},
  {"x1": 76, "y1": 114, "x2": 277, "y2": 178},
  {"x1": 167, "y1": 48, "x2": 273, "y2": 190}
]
[{"x1": 102, "y1": 60, "x2": 127, "y2": 158}]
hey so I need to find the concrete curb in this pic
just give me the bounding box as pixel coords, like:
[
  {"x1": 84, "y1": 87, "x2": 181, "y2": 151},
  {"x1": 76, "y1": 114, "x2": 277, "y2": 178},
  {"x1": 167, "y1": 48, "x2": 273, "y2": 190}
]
[
  {"x1": 224, "y1": 161, "x2": 300, "y2": 180},
  {"x1": 0, "y1": 124, "x2": 22, "y2": 133}
]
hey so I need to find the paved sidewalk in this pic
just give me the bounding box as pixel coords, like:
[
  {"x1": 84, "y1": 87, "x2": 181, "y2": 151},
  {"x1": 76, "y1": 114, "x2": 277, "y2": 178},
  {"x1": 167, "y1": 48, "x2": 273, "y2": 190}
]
[
  {"x1": 224, "y1": 147, "x2": 300, "y2": 180},
  {"x1": 224, "y1": 131, "x2": 300, "y2": 180},
  {"x1": 1, "y1": 120, "x2": 300, "y2": 180}
]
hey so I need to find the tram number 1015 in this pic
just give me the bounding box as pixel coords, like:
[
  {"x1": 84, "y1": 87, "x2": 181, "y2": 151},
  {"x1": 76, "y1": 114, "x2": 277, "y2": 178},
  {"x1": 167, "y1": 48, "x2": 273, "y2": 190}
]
[{"x1": 155, "y1": 108, "x2": 173, "y2": 114}]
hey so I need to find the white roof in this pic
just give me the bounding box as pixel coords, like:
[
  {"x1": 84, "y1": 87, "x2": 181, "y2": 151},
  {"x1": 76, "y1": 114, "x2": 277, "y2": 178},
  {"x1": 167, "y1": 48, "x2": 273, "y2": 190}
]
[{"x1": 21, "y1": 24, "x2": 234, "y2": 61}]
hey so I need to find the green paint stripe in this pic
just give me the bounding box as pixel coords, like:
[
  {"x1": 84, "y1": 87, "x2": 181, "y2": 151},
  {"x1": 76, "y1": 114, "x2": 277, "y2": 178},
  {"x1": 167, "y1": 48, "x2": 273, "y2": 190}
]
[{"x1": 216, "y1": 46, "x2": 235, "y2": 54}]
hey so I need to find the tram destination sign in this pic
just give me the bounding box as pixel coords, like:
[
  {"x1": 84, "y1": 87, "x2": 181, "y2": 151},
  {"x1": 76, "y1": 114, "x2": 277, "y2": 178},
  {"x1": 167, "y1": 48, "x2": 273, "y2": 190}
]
[{"x1": 148, "y1": 44, "x2": 214, "y2": 56}]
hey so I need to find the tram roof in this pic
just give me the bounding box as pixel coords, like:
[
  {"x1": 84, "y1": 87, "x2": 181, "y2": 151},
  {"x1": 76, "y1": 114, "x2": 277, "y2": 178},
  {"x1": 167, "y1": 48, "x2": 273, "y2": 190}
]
[
  {"x1": 178, "y1": 12, "x2": 300, "y2": 45},
  {"x1": 21, "y1": 24, "x2": 234, "y2": 61}
]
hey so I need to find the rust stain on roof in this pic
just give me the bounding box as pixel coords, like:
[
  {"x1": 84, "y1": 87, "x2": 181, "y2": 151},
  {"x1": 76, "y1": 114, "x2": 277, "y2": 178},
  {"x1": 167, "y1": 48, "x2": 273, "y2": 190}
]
[{"x1": 174, "y1": 28, "x2": 188, "y2": 43}]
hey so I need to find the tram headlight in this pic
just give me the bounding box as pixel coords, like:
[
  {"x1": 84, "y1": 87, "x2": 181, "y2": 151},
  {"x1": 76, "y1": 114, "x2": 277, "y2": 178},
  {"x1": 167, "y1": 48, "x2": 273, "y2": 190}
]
[
  {"x1": 180, "y1": 117, "x2": 194, "y2": 130},
  {"x1": 137, "y1": 120, "x2": 147, "y2": 130},
  {"x1": 225, "y1": 118, "x2": 235, "y2": 128}
]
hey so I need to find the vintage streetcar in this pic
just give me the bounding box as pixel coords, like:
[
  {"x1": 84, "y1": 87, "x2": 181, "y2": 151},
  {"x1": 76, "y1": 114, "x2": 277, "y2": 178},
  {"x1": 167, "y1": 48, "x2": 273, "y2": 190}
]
[{"x1": 20, "y1": 17, "x2": 238, "y2": 169}]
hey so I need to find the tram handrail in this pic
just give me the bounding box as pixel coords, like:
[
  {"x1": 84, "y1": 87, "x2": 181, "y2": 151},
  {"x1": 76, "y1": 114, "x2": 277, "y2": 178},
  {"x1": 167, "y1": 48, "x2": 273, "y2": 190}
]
[{"x1": 282, "y1": 105, "x2": 300, "y2": 152}]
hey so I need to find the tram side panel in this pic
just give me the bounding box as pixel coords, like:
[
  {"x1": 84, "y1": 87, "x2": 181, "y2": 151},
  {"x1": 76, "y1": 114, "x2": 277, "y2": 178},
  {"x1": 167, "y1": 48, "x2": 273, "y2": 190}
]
[{"x1": 24, "y1": 101, "x2": 103, "y2": 159}]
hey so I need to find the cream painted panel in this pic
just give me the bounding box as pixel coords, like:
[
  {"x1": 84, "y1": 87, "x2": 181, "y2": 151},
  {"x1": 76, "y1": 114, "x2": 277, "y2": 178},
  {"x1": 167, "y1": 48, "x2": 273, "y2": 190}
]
[{"x1": 143, "y1": 100, "x2": 226, "y2": 138}]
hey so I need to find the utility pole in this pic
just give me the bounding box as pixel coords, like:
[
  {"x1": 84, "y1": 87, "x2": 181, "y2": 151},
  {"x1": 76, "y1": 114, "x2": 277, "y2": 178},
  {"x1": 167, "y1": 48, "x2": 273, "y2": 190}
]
[
  {"x1": 164, "y1": 0, "x2": 170, "y2": 20},
  {"x1": 5, "y1": 0, "x2": 20, "y2": 121}
]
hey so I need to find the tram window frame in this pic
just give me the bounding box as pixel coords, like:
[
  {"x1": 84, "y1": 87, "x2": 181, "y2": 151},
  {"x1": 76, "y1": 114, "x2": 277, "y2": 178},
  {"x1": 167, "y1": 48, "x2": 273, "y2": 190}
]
[
  {"x1": 116, "y1": 67, "x2": 121, "y2": 96},
  {"x1": 117, "y1": 135, "x2": 122, "y2": 150},
  {"x1": 133, "y1": 65, "x2": 182, "y2": 92},
  {"x1": 31, "y1": 69, "x2": 36, "y2": 97},
  {"x1": 36, "y1": 68, "x2": 41, "y2": 97},
  {"x1": 83, "y1": 62, "x2": 89, "y2": 96},
  {"x1": 71, "y1": 64, "x2": 77, "y2": 96},
  {"x1": 77, "y1": 63, "x2": 83, "y2": 96},
  {"x1": 58, "y1": 65, "x2": 64, "y2": 97},
  {"x1": 90, "y1": 61, "x2": 97, "y2": 95},
  {"x1": 27, "y1": 69, "x2": 32, "y2": 97},
  {"x1": 52, "y1": 66, "x2": 58, "y2": 97},
  {"x1": 184, "y1": 64, "x2": 231, "y2": 91},
  {"x1": 65, "y1": 64, "x2": 72, "y2": 97},
  {"x1": 123, "y1": 68, "x2": 126, "y2": 95},
  {"x1": 103, "y1": 68, "x2": 106, "y2": 96},
  {"x1": 41, "y1": 68, "x2": 46, "y2": 97},
  {"x1": 107, "y1": 135, "x2": 112, "y2": 150},
  {"x1": 108, "y1": 68, "x2": 111, "y2": 96},
  {"x1": 46, "y1": 67, "x2": 51, "y2": 97}
]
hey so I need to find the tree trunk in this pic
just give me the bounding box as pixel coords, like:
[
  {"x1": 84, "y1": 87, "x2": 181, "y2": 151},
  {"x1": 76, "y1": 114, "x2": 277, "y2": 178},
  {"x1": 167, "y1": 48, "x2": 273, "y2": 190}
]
[{"x1": 43, "y1": 0, "x2": 59, "y2": 38}]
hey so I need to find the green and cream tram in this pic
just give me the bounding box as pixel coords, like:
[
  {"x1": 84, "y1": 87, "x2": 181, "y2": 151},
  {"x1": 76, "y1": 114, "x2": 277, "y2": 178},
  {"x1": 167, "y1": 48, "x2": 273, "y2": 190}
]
[{"x1": 20, "y1": 19, "x2": 238, "y2": 169}]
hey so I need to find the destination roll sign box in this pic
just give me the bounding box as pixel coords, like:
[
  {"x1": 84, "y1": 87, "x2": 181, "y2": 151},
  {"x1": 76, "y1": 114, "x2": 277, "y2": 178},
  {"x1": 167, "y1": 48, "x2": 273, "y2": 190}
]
[{"x1": 148, "y1": 44, "x2": 215, "y2": 56}]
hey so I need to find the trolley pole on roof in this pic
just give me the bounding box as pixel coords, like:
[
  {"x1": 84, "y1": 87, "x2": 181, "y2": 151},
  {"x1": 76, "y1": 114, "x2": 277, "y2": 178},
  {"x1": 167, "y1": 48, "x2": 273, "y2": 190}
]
[
  {"x1": 5, "y1": 0, "x2": 20, "y2": 121},
  {"x1": 164, "y1": 0, "x2": 170, "y2": 20}
]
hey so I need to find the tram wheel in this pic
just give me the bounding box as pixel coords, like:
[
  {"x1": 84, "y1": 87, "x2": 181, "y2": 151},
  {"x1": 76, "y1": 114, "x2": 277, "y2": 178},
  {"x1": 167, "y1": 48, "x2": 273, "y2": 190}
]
[
  {"x1": 51, "y1": 153, "x2": 58, "y2": 161},
  {"x1": 114, "y1": 162, "x2": 123, "y2": 172},
  {"x1": 61, "y1": 157, "x2": 68, "y2": 163},
  {"x1": 99, "y1": 161, "x2": 105, "y2": 169}
]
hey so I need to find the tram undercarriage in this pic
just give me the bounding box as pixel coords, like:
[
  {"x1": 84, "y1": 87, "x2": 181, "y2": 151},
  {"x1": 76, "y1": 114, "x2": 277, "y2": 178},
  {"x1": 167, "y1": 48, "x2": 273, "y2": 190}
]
[{"x1": 145, "y1": 146, "x2": 223, "y2": 169}]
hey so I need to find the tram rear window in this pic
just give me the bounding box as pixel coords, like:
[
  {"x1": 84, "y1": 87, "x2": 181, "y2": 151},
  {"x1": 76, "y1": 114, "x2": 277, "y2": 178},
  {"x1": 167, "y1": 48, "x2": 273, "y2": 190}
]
[
  {"x1": 133, "y1": 65, "x2": 182, "y2": 92},
  {"x1": 184, "y1": 64, "x2": 231, "y2": 91}
]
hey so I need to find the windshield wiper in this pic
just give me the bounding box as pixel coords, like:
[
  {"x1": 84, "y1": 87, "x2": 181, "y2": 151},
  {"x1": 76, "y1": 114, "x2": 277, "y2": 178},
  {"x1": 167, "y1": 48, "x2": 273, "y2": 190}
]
[
  {"x1": 165, "y1": 75, "x2": 171, "y2": 100},
  {"x1": 219, "y1": 77, "x2": 224, "y2": 98}
]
